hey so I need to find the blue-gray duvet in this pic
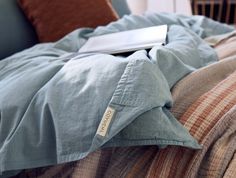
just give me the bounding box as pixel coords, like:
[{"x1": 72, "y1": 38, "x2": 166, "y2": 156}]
[{"x1": 0, "y1": 13, "x2": 234, "y2": 174}]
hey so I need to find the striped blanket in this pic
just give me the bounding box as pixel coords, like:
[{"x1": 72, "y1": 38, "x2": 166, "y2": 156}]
[
  {"x1": 147, "y1": 69, "x2": 236, "y2": 178},
  {"x1": 145, "y1": 32, "x2": 236, "y2": 178},
  {"x1": 15, "y1": 33, "x2": 236, "y2": 178}
]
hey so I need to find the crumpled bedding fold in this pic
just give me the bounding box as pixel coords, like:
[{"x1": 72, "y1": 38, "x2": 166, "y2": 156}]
[{"x1": 13, "y1": 28, "x2": 236, "y2": 178}]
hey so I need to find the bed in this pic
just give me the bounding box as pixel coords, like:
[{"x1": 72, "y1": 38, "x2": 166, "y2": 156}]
[{"x1": 1, "y1": 1, "x2": 236, "y2": 178}]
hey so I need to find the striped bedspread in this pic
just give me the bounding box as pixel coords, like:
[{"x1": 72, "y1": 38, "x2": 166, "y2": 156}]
[
  {"x1": 147, "y1": 70, "x2": 236, "y2": 178},
  {"x1": 16, "y1": 33, "x2": 236, "y2": 178},
  {"x1": 146, "y1": 32, "x2": 236, "y2": 178}
]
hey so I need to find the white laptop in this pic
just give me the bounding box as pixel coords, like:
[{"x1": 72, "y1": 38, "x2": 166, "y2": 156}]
[{"x1": 79, "y1": 25, "x2": 168, "y2": 54}]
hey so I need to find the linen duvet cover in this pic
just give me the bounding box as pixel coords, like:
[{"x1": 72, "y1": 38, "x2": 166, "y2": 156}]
[{"x1": 0, "y1": 13, "x2": 235, "y2": 177}]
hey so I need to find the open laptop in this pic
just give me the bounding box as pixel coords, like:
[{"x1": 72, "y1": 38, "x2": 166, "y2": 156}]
[{"x1": 79, "y1": 25, "x2": 168, "y2": 55}]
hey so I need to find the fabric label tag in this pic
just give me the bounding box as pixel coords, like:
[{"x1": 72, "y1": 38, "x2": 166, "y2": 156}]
[{"x1": 96, "y1": 107, "x2": 115, "y2": 137}]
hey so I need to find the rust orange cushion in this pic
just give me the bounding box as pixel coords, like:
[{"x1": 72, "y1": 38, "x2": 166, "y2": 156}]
[{"x1": 18, "y1": 0, "x2": 119, "y2": 42}]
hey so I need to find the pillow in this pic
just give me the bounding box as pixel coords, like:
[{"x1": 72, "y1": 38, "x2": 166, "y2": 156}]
[
  {"x1": 17, "y1": 0, "x2": 119, "y2": 42},
  {"x1": 0, "y1": 0, "x2": 38, "y2": 60},
  {"x1": 111, "y1": 0, "x2": 131, "y2": 17}
]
